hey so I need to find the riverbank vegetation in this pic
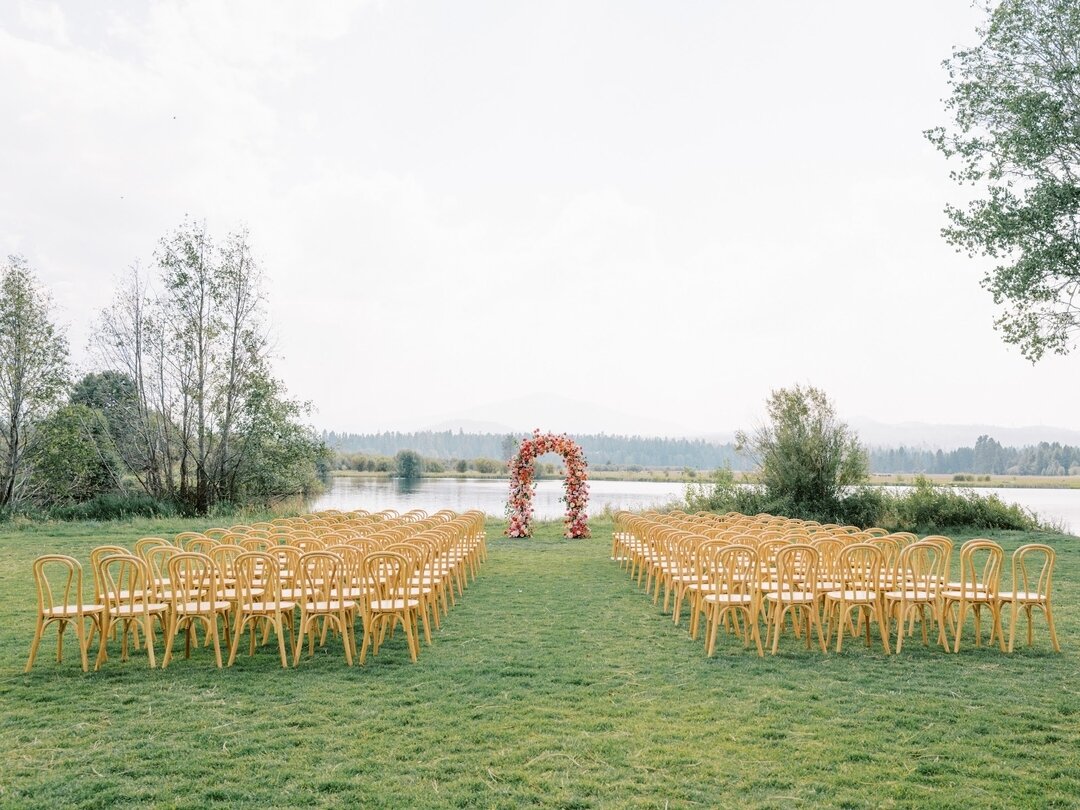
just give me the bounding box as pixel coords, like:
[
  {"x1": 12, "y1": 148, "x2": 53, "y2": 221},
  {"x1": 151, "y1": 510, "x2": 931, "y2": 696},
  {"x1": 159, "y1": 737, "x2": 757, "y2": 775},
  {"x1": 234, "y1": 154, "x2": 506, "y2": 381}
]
[
  {"x1": 686, "y1": 385, "x2": 1053, "y2": 533},
  {"x1": 3, "y1": 517, "x2": 1076, "y2": 807},
  {"x1": 0, "y1": 230, "x2": 327, "y2": 523}
]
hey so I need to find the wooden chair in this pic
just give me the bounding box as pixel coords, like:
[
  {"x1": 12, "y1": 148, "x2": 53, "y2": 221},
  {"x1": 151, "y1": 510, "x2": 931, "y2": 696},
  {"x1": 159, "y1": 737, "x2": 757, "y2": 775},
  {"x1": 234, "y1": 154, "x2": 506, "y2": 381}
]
[
  {"x1": 162, "y1": 552, "x2": 231, "y2": 668},
  {"x1": 25, "y1": 555, "x2": 105, "y2": 673},
  {"x1": 703, "y1": 545, "x2": 763, "y2": 657},
  {"x1": 1000, "y1": 544, "x2": 1060, "y2": 653},
  {"x1": 293, "y1": 551, "x2": 358, "y2": 666},
  {"x1": 228, "y1": 552, "x2": 294, "y2": 668},
  {"x1": 764, "y1": 544, "x2": 828, "y2": 654},
  {"x1": 884, "y1": 541, "x2": 946, "y2": 653},
  {"x1": 941, "y1": 539, "x2": 1005, "y2": 653},
  {"x1": 95, "y1": 553, "x2": 169, "y2": 669},
  {"x1": 358, "y1": 551, "x2": 421, "y2": 664},
  {"x1": 823, "y1": 544, "x2": 890, "y2": 654}
]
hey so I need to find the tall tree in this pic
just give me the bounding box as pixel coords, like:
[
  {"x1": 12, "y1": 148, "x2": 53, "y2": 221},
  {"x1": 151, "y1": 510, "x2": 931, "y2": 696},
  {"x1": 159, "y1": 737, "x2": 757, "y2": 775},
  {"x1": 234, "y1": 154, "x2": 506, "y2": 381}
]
[
  {"x1": 0, "y1": 256, "x2": 69, "y2": 507},
  {"x1": 736, "y1": 384, "x2": 868, "y2": 519},
  {"x1": 927, "y1": 0, "x2": 1080, "y2": 360},
  {"x1": 93, "y1": 224, "x2": 324, "y2": 513}
]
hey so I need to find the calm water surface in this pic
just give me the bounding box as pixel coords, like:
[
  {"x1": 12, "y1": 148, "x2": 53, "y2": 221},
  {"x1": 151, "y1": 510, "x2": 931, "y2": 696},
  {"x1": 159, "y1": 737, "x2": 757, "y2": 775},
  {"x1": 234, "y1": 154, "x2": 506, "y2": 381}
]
[
  {"x1": 310, "y1": 477, "x2": 686, "y2": 519},
  {"x1": 310, "y1": 476, "x2": 1080, "y2": 534}
]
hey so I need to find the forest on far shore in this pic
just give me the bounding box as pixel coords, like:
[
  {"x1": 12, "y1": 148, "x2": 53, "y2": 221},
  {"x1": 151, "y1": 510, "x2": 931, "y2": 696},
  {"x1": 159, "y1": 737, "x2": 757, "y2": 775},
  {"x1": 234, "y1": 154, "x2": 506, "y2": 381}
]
[{"x1": 323, "y1": 431, "x2": 1080, "y2": 477}]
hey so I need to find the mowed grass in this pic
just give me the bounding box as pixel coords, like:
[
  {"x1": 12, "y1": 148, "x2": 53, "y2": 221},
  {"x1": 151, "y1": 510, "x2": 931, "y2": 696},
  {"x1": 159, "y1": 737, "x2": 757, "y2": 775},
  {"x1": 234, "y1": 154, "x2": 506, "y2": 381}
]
[{"x1": 1, "y1": 517, "x2": 1078, "y2": 809}]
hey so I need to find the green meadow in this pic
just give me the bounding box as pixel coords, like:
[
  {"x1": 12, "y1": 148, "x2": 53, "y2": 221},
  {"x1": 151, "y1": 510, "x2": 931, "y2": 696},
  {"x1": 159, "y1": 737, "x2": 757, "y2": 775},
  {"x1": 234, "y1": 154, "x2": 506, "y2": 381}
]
[{"x1": 1, "y1": 517, "x2": 1077, "y2": 808}]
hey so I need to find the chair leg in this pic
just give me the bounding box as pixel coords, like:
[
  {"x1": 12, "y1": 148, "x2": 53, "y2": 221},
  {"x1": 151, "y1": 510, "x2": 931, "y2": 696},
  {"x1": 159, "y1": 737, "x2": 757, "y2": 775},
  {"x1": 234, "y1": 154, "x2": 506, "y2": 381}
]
[
  {"x1": 162, "y1": 612, "x2": 178, "y2": 669},
  {"x1": 1045, "y1": 603, "x2": 1061, "y2": 652},
  {"x1": 25, "y1": 617, "x2": 46, "y2": 673},
  {"x1": 227, "y1": 615, "x2": 245, "y2": 667},
  {"x1": 75, "y1": 619, "x2": 91, "y2": 672}
]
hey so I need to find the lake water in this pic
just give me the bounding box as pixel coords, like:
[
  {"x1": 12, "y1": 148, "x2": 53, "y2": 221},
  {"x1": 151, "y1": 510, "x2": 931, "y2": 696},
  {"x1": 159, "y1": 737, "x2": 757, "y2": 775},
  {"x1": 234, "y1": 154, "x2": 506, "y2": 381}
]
[{"x1": 309, "y1": 476, "x2": 1080, "y2": 534}]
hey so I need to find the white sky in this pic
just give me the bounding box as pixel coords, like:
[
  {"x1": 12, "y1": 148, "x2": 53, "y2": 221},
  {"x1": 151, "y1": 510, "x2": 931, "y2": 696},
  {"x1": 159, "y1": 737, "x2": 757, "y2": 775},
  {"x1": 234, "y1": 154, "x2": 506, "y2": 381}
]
[{"x1": 2, "y1": 0, "x2": 1078, "y2": 437}]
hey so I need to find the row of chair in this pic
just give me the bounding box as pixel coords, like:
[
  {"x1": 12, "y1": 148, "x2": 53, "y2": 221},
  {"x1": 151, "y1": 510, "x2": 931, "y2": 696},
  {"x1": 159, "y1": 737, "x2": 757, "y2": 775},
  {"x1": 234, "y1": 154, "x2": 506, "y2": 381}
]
[
  {"x1": 612, "y1": 510, "x2": 1060, "y2": 656},
  {"x1": 25, "y1": 509, "x2": 488, "y2": 672}
]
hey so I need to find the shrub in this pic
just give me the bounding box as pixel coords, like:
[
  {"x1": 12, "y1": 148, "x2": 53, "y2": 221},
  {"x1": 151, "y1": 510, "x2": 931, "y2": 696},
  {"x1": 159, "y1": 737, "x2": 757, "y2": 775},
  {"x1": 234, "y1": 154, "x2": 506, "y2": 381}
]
[
  {"x1": 394, "y1": 450, "x2": 423, "y2": 479},
  {"x1": 49, "y1": 493, "x2": 177, "y2": 521},
  {"x1": 736, "y1": 384, "x2": 868, "y2": 520}
]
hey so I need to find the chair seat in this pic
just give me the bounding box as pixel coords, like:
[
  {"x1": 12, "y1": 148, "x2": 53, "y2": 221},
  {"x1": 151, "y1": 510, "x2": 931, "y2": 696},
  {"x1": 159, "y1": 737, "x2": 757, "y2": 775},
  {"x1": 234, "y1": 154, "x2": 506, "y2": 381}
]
[
  {"x1": 369, "y1": 598, "x2": 420, "y2": 611},
  {"x1": 884, "y1": 589, "x2": 937, "y2": 600},
  {"x1": 45, "y1": 604, "x2": 104, "y2": 617},
  {"x1": 825, "y1": 589, "x2": 877, "y2": 601},
  {"x1": 765, "y1": 590, "x2": 817, "y2": 604},
  {"x1": 941, "y1": 589, "x2": 994, "y2": 600},
  {"x1": 240, "y1": 600, "x2": 296, "y2": 612},
  {"x1": 109, "y1": 602, "x2": 168, "y2": 616},
  {"x1": 703, "y1": 592, "x2": 754, "y2": 605},
  {"x1": 998, "y1": 591, "x2": 1046, "y2": 602},
  {"x1": 174, "y1": 600, "x2": 231, "y2": 614},
  {"x1": 301, "y1": 600, "x2": 357, "y2": 612}
]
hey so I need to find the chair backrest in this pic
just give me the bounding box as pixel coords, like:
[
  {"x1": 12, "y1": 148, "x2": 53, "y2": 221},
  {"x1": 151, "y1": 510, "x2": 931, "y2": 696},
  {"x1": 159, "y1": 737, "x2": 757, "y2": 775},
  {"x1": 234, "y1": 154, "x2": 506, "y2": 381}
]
[
  {"x1": 145, "y1": 544, "x2": 180, "y2": 593},
  {"x1": 774, "y1": 544, "x2": 819, "y2": 596},
  {"x1": 709, "y1": 544, "x2": 758, "y2": 596},
  {"x1": 234, "y1": 552, "x2": 278, "y2": 606},
  {"x1": 1011, "y1": 544, "x2": 1055, "y2": 600},
  {"x1": 361, "y1": 551, "x2": 411, "y2": 610},
  {"x1": 922, "y1": 536, "x2": 954, "y2": 579},
  {"x1": 32, "y1": 554, "x2": 85, "y2": 616},
  {"x1": 957, "y1": 539, "x2": 1004, "y2": 597},
  {"x1": 291, "y1": 536, "x2": 326, "y2": 553},
  {"x1": 836, "y1": 543, "x2": 884, "y2": 591},
  {"x1": 202, "y1": 528, "x2": 231, "y2": 540},
  {"x1": 896, "y1": 541, "x2": 946, "y2": 599},
  {"x1": 868, "y1": 537, "x2": 901, "y2": 575},
  {"x1": 239, "y1": 536, "x2": 272, "y2": 552},
  {"x1": 297, "y1": 551, "x2": 347, "y2": 603},
  {"x1": 209, "y1": 544, "x2": 246, "y2": 582},
  {"x1": 98, "y1": 553, "x2": 157, "y2": 613},
  {"x1": 185, "y1": 537, "x2": 216, "y2": 554},
  {"x1": 134, "y1": 537, "x2": 169, "y2": 559},
  {"x1": 812, "y1": 537, "x2": 845, "y2": 583},
  {"x1": 89, "y1": 545, "x2": 129, "y2": 601},
  {"x1": 167, "y1": 552, "x2": 218, "y2": 607}
]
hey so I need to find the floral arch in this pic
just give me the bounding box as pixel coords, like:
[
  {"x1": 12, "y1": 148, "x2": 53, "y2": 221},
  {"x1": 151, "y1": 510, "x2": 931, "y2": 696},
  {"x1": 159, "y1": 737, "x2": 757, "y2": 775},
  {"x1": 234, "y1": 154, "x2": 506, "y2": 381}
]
[{"x1": 506, "y1": 430, "x2": 590, "y2": 538}]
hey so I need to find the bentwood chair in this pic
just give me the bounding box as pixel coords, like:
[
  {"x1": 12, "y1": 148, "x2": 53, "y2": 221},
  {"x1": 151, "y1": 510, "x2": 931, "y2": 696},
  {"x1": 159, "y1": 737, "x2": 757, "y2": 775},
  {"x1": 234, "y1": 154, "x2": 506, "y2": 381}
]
[
  {"x1": 162, "y1": 552, "x2": 231, "y2": 668},
  {"x1": 358, "y1": 551, "x2": 421, "y2": 664},
  {"x1": 941, "y1": 539, "x2": 1005, "y2": 653},
  {"x1": 764, "y1": 544, "x2": 828, "y2": 654},
  {"x1": 823, "y1": 544, "x2": 890, "y2": 654},
  {"x1": 293, "y1": 551, "x2": 358, "y2": 666},
  {"x1": 884, "y1": 541, "x2": 946, "y2": 654},
  {"x1": 999, "y1": 544, "x2": 1060, "y2": 653},
  {"x1": 703, "y1": 545, "x2": 763, "y2": 657},
  {"x1": 228, "y1": 552, "x2": 294, "y2": 668},
  {"x1": 95, "y1": 554, "x2": 169, "y2": 669},
  {"x1": 25, "y1": 555, "x2": 105, "y2": 673}
]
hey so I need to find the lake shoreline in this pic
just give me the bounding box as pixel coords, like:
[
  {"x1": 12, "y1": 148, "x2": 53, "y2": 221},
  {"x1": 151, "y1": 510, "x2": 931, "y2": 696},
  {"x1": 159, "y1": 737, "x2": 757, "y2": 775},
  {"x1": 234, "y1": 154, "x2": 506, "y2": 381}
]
[{"x1": 327, "y1": 470, "x2": 1080, "y2": 490}]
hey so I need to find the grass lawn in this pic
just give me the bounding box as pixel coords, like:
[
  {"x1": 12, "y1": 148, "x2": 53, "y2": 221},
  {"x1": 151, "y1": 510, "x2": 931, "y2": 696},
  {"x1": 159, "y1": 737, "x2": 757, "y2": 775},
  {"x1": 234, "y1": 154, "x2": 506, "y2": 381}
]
[{"x1": 1, "y1": 517, "x2": 1078, "y2": 808}]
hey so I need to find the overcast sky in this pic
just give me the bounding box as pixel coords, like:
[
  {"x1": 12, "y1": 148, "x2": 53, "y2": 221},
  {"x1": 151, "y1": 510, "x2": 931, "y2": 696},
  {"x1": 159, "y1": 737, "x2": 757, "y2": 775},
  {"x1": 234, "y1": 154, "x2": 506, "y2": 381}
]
[{"x1": 2, "y1": 1, "x2": 1077, "y2": 438}]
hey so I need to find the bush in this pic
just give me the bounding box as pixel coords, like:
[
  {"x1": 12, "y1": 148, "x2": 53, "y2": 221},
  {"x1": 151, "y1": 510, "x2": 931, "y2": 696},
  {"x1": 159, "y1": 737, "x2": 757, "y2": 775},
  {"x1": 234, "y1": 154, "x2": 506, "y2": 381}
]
[
  {"x1": 394, "y1": 450, "x2": 423, "y2": 479},
  {"x1": 683, "y1": 472, "x2": 1040, "y2": 532},
  {"x1": 473, "y1": 458, "x2": 505, "y2": 475},
  {"x1": 880, "y1": 476, "x2": 1039, "y2": 533},
  {"x1": 48, "y1": 493, "x2": 177, "y2": 521},
  {"x1": 736, "y1": 384, "x2": 868, "y2": 520}
]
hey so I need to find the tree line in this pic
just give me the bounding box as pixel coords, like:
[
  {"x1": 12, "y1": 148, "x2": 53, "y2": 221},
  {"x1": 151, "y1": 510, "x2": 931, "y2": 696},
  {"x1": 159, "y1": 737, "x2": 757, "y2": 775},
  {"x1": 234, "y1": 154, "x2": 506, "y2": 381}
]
[
  {"x1": 870, "y1": 435, "x2": 1080, "y2": 477},
  {"x1": 323, "y1": 430, "x2": 750, "y2": 470},
  {"x1": 1, "y1": 223, "x2": 327, "y2": 518},
  {"x1": 326, "y1": 429, "x2": 1080, "y2": 477}
]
